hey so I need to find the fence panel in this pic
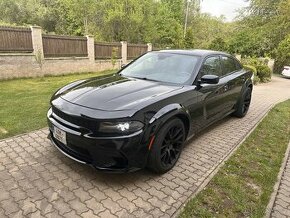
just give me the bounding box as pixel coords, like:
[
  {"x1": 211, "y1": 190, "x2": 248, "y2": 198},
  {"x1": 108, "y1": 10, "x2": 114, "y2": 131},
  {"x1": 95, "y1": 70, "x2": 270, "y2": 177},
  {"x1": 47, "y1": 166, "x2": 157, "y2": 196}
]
[
  {"x1": 42, "y1": 35, "x2": 87, "y2": 58},
  {"x1": 0, "y1": 26, "x2": 33, "y2": 53},
  {"x1": 127, "y1": 44, "x2": 148, "y2": 59},
  {"x1": 94, "y1": 42, "x2": 121, "y2": 59}
]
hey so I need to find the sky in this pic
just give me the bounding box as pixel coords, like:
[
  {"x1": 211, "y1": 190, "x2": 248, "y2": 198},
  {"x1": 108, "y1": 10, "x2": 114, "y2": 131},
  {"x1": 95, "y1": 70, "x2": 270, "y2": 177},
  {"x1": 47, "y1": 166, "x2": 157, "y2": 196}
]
[{"x1": 200, "y1": 0, "x2": 250, "y2": 22}]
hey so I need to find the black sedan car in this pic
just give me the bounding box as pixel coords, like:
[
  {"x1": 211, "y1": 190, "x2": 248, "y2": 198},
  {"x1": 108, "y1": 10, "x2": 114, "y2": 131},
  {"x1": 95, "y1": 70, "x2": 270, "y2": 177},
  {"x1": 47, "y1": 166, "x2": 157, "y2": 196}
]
[{"x1": 47, "y1": 50, "x2": 253, "y2": 173}]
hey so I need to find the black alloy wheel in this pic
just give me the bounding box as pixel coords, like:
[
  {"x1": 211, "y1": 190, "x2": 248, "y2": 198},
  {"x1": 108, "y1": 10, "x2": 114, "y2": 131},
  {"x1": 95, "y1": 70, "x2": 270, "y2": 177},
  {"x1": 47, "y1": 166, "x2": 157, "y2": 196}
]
[
  {"x1": 147, "y1": 118, "x2": 185, "y2": 174},
  {"x1": 242, "y1": 88, "x2": 252, "y2": 115},
  {"x1": 160, "y1": 125, "x2": 184, "y2": 168},
  {"x1": 233, "y1": 87, "x2": 252, "y2": 118}
]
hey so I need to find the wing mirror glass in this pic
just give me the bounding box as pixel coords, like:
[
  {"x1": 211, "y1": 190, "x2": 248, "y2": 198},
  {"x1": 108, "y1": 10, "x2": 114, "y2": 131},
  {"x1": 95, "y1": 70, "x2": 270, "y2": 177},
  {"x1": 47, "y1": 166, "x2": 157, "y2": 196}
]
[{"x1": 200, "y1": 75, "x2": 219, "y2": 85}]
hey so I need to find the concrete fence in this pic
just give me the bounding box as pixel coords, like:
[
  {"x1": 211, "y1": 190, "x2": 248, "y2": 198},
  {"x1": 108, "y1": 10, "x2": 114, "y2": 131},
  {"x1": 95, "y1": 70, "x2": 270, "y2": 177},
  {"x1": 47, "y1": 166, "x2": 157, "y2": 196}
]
[{"x1": 0, "y1": 26, "x2": 153, "y2": 80}]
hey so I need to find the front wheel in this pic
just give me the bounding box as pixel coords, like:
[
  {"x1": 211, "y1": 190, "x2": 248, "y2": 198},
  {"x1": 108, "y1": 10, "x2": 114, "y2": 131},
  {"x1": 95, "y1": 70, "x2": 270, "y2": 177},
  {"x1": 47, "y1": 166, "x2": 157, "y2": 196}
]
[
  {"x1": 233, "y1": 87, "x2": 252, "y2": 118},
  {"x1": 147, "y1": 118, "x2": 185, "y2": 174}
]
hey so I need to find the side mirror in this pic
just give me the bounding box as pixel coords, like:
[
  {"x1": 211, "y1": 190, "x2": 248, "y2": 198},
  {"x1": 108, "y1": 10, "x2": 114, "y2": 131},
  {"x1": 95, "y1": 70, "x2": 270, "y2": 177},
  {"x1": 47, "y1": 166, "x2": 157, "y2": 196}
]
[{"x1": 200, "y1": 75, "x2": 219, "y2": 85}]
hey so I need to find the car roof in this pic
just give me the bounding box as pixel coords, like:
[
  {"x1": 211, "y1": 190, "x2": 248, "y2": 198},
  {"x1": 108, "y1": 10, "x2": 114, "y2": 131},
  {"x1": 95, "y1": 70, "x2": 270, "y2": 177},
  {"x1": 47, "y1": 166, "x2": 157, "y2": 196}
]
[{"x1": 157, "y1": 49, "x2": 230, "y2": 57}]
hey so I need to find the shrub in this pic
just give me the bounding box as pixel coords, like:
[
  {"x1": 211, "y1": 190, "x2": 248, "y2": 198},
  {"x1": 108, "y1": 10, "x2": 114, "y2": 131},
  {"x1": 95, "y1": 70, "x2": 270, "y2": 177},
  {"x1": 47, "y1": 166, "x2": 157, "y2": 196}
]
[
  {"x1": 256, "y1": 65, "x2": 272, "y2": 83},
  {"x1": 242, "y1": 57, "x2": 272, "y2": 83},
  {"x1": 244, "y1": 65, "x2": 260, "y2": 84},
  {"x1": 241, "y1": 57, "x2": 264, "y2": 66}
]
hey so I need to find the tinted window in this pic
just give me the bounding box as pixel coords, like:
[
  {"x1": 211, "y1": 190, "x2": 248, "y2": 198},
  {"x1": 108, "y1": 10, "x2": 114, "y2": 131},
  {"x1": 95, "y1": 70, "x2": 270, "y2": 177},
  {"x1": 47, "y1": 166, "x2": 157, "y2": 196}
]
[
  {"x1": 221, "y1": 56, "x2": 241, "y2": 76},
  {"x1": 199, "y1": 56, "x2": 221, "y2": 78},
  {"x1": 120, "y1": 52, "x2": 199, "y2": 84}
]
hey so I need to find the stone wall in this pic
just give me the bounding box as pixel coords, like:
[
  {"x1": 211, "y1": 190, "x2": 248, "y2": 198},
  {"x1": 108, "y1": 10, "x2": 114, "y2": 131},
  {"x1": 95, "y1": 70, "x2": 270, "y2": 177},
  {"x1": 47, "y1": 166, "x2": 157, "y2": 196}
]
[{"x1": 0, "y1": 54, "x2": 122, "y2": 79}]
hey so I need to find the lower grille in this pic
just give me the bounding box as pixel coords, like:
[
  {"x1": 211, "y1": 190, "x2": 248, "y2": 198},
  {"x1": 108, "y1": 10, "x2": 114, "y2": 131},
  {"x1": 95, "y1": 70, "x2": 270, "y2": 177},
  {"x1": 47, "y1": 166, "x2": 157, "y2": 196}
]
[{"x1": 50, "y1": 131, "x2": 93, "y2": 163}]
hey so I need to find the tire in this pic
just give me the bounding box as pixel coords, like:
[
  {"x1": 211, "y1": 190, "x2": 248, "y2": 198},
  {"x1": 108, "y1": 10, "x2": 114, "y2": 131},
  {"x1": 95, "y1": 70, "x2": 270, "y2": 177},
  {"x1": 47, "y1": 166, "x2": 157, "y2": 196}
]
[
  {"x1": 233, "y1": 87, "x2": 252, "y2": 118},
  {"x1": 147, "y1": 118, "x2": 185, "y2": 174}
]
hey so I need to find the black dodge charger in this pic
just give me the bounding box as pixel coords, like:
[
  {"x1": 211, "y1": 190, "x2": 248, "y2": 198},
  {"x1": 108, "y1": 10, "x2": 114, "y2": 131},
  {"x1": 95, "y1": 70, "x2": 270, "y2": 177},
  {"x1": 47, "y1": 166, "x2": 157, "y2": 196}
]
[{"x1": 47, "y1": 50, "x2": 253, "y2": 173}]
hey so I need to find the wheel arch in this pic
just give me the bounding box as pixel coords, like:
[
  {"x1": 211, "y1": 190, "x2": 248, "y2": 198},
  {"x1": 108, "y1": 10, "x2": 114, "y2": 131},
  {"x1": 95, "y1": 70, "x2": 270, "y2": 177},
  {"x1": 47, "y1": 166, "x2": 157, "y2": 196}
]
[
  {"x1": 149, "y1": 103, "x2": 191, "y2": 139},
  {"x1": 175, "y1": 113, "x2": 190, "y2": 139}
]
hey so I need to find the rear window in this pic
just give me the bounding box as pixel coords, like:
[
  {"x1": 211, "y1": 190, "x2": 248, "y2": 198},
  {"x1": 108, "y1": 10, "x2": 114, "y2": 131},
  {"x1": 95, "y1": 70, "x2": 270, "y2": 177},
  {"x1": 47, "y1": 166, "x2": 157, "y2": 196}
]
[{"x1": 221, "y1": 56, "x2": 242, "y2": 76}]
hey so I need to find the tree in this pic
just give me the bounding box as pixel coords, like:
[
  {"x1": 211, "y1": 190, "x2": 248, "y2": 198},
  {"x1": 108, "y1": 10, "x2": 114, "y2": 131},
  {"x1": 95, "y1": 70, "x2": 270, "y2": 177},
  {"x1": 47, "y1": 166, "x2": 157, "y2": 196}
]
[
  {"x1": 274, "y1": 34, "x2": 290, "y2": 73},
  {"x1": 237, "y1": 0, "x2": 290, "y2": 57},
  {"x1": 208, "y1": 37, "x2": 227, "y2": 52}
]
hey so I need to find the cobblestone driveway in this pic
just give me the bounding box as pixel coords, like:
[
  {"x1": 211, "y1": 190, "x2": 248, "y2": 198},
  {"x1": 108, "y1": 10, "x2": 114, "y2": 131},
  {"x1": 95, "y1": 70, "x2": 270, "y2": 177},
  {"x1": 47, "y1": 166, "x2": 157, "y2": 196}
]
[{"x1": 1, "y1": 76, "x2": 290, "y2": 218}]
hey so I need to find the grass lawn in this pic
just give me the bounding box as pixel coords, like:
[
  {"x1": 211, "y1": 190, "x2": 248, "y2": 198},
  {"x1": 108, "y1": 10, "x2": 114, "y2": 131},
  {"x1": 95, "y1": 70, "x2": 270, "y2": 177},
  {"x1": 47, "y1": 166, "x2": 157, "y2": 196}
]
[
  {"x1": 0, "y1": 70, "x2": 116, "y2": 140},
  {"x1": 180, "y1": 99, "x2": 290, "y2": 218}
]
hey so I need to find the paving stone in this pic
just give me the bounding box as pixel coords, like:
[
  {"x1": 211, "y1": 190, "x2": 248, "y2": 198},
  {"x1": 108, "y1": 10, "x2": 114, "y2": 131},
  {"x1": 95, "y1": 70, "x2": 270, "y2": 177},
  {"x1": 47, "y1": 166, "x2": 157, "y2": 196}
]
[
  {"x1": 103, "y1": 189, "x2": 123, "y2": 201},
  {"x1": 98, "y1": 209, "x2": 117, "y2": 218},
  {"x1": 60, "y1": 210, "x2": 80, "y2": 218},
  {"x1": 85, "y1": 198, "x2": 106, "y2": 213},
  {"x1": 35, "y1": 198, "x2": 54, "y2": 215},
  {"x1": 81, "y1": 209, "x2": 99, "y2": 218},
  {"x1": 88, "y1": 188, "x2": 107, "y2": 201},
  {"x1": 10, "y1": 188, "x2": 27, "y2": 202},
  {"x1": 52, "y1": 198, "x2": 72, "y2": 215},
  {"x1": 117, "y1": 198, "x2": 136, "y2": 213},
  {"x1": 1, "y1": 76, "x2": 290, "y2": 217},
  {"x1": 132, "y1": 197, "x2": 153, "y2": 212},
  {"x1": 101, "y1": 198, "x2": 122, "y2": 214},
  {"x1": 58, "y1": 187, "x2": 76, "y2": 203},
  {"x1": 68, "y1": 198, "x2": 89, "y2": 215},
  {"x1": 132, "y1": 187, "x2": 152, "y2": 201},
  {"x1": 1, "y1": 199, "x2": 19, "y2": 215}
]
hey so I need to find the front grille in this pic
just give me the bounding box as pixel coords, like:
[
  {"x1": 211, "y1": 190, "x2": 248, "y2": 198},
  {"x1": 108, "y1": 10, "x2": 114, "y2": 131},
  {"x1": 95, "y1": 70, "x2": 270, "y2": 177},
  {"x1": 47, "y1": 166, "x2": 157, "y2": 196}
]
[{"x1": 52, "y1": 106, "x2": 97, "y2": 130}]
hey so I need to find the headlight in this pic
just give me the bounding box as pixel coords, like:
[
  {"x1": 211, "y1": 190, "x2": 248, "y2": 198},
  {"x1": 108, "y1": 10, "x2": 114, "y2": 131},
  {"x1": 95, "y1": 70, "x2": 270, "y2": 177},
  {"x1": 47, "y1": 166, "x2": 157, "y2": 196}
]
[{"x1": 99, "y1": 121, "x2": 144, "y2": 134}]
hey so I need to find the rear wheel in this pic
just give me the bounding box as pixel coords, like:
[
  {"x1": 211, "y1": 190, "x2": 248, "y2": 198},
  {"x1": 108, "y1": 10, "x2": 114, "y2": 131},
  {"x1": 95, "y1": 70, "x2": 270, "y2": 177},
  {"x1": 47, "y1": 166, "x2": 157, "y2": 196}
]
[
  {"x1": 147, "y1": 118, "x2": 185, "y2": 174},
  {"x1": 233, "y1": 87, "x2": 252, "y2": 118}
]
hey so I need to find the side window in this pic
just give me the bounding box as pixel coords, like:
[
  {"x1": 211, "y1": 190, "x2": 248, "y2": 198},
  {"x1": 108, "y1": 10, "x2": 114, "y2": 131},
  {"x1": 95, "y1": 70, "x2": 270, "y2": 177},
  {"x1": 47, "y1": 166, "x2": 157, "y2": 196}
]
[
  {"x1": 199, "y1": 56, "x2": 221, "y2": 78},
  {"x1": 234, "y1": 59, "x2": 243, "y2": 70},
  {"x1": 221, "y1": 56, "x2": 240, "y2": 76}
]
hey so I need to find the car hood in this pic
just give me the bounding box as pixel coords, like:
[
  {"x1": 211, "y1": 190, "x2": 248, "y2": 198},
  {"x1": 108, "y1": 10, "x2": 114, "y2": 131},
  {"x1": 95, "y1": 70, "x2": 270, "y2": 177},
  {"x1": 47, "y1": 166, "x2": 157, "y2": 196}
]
[{"x1": 58, "y1": 74, "x2": 183, "y2": 111}]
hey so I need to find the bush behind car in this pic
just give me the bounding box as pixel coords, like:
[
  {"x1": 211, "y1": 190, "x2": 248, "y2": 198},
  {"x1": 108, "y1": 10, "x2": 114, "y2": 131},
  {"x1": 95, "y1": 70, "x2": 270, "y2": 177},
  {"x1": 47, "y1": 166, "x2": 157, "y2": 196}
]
[{"x1": 242, "y1": 57, "x2": 271, "y2": 84}]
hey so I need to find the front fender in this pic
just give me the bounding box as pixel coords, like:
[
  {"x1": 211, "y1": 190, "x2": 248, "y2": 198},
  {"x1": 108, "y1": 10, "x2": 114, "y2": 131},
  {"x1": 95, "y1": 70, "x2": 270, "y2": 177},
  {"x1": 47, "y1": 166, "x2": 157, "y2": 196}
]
[
  {"x1": 149, "y1": 103, "x2": 185, "y2": 124},
  {"x1": 142, "y1": 103, "x2": 191, "y2": 144}
]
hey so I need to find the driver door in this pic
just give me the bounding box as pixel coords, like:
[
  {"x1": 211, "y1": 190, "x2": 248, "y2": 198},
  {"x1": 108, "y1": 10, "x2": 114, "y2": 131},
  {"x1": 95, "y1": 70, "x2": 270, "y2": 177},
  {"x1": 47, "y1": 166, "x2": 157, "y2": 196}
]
[{"x1": 197, "y1": 55, "x2": 229, "y2": 124}]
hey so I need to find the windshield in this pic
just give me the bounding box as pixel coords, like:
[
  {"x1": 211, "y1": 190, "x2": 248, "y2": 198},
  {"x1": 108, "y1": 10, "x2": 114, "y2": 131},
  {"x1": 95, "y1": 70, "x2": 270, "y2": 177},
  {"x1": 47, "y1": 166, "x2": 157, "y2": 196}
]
[{"x1": 120, "y1": 52, "x2": 199, "y2": 84}]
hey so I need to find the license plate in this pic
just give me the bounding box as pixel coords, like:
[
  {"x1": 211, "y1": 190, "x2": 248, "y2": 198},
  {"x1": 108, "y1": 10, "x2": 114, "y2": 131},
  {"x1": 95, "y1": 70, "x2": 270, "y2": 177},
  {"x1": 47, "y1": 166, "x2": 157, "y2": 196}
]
[{"x1": 53, "y1": 126, "x2": 67, "y2": 145}]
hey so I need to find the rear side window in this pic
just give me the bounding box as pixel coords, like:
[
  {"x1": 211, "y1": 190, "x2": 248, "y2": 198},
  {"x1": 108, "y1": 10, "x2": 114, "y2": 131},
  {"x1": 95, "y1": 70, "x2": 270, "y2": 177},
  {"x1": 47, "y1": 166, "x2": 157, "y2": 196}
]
[
  {"x1": 220, "y1": 56, "x2": 242, "y2": 76},
  {"x1": 199, "y1": 56, "x2": 221, "y2": 78}
]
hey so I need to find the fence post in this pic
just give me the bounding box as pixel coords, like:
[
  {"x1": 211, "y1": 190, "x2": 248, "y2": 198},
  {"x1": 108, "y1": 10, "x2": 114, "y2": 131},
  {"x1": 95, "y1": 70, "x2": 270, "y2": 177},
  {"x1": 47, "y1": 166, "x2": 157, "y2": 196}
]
[
  {"x1": 121, "y1": 41, "x2": 127, "y2": 64},
  {"x1": 147, "y1": 43, "x2": 152, "y2": 52},
  {"x1": 86, "y1": 35, "x2": 95, "y2": 63},
  {"x1": 30, "y1": 26, "x2": 44, "y2": 60}
]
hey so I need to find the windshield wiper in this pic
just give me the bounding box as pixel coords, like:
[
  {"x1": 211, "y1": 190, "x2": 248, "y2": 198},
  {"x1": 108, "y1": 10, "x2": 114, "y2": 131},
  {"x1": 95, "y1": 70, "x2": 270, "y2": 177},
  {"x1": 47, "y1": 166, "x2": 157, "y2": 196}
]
[
  {"x1": 133, "y1": 76, "x2": 159, "y2": 82},
  {"x1": 121, "y1": 75, "x2": 157, "y2": 82}
]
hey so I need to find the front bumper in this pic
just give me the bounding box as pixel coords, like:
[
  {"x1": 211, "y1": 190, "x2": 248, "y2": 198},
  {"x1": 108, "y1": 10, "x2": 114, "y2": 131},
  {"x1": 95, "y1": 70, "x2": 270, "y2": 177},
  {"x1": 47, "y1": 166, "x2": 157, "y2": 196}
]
[{"x1": 47, "y1": 108, "x2": 149, "y2": 172}]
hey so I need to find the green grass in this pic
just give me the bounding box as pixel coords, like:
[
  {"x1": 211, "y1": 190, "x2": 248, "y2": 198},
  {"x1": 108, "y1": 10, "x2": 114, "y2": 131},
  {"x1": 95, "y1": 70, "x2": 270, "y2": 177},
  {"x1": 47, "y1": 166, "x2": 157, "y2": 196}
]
[
  {"x1": 0, "y1": 70, "x2": 116, "y2": 139},
  {"x1": 180, "y1": 99, "x2": 290, "y2": 218}
]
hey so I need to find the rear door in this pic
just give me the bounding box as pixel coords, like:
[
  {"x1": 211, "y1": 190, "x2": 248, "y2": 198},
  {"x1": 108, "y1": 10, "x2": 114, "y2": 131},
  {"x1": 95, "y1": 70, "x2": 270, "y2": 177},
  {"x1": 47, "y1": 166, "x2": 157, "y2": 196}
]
[{"x1": 219, "y1": 55, "x2": 244, "y2": 112}]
